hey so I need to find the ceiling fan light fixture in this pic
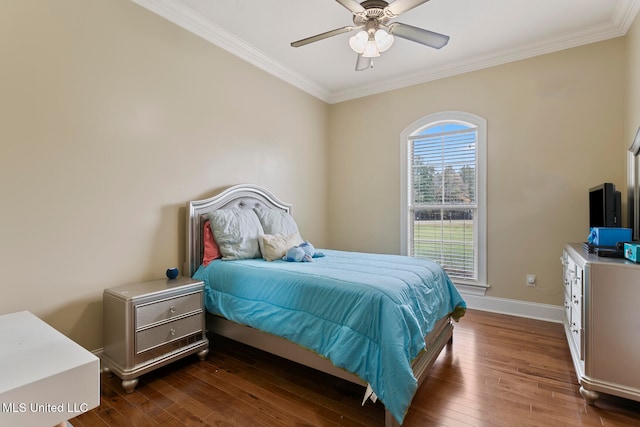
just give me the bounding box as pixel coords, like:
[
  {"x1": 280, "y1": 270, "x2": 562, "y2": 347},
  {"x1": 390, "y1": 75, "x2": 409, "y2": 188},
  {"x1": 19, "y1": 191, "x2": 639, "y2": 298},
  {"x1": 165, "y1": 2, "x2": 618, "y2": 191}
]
[
  {"x1": 374, "y1": 28, "x2": 394, "y2": 52},
  {"x1": 291, "y1": 0, "x2": 449, "y2": 70},
  {"x1": 349, "y1": 28, "x2": 393, "y2": 57},
  {"x1": 348, "y1": 31, "x2": 368, "y2": 53}
]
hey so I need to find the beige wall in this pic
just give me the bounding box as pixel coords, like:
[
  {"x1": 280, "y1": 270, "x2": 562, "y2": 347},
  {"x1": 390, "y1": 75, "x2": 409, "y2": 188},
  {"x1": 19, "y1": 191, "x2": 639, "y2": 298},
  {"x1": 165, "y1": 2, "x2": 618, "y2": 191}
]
[
  {"x1": 0, "y1": 0, "x2": 329, "y2": 350},
  {"x1": 327, "y1": 39, "x2": 626, "y2": 306}
]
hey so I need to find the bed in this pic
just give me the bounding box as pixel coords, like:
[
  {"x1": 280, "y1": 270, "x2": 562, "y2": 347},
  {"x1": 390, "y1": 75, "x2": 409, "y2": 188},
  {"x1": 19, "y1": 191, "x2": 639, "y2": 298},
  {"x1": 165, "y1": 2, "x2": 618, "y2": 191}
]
[{"x1": 184, "y1": 184, "x2": 466, "y2": 426}]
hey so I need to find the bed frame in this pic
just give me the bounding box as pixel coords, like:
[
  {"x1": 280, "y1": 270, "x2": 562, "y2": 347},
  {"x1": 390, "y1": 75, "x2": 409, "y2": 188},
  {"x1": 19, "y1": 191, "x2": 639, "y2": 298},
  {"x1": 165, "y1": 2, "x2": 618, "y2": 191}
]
[{"x1": 185, "y1": 184, "x2": 454, "y2": 427}]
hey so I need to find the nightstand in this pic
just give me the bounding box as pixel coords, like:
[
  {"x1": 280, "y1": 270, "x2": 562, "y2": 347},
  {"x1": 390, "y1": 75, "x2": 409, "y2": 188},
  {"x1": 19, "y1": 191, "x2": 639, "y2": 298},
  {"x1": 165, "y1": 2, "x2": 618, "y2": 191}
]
[{"x1": 101, "y1": 277, "x2": 209, "y2": 392}]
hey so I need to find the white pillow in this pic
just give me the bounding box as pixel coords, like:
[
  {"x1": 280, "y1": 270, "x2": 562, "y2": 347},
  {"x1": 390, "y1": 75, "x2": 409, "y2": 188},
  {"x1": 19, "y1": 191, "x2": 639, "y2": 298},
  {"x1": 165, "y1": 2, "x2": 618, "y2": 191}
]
[
  {"x1": 253, "y1": 208, "x2": 302, "y2": 240},
  {"x1": 259, "y1": 233, "x2": 302, "y2": 261},
  {"x1": 207, "y1": 209, "x2": 264, "y2": 260}
]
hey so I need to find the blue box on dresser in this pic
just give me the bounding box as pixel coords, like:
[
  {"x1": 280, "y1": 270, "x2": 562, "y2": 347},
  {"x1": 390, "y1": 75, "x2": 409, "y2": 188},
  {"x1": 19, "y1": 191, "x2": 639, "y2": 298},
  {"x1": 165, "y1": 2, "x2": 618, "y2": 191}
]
[{"x1": 588, "y1": 227, "x2": 632, "y2": 246}]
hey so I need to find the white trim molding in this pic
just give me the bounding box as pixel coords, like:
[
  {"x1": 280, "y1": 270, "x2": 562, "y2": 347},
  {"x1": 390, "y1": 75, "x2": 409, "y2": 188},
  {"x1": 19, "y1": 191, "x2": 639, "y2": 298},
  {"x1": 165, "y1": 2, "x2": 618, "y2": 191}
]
[
  {"x1": 131, "y1": 0, "x2": 640, "y2": 104},
  {"x1": 462, "y1": 294, "x2": 564, "y2": 324},
  {"x1": 455, "y1": 282, "x2": 489, "y2": 296}
]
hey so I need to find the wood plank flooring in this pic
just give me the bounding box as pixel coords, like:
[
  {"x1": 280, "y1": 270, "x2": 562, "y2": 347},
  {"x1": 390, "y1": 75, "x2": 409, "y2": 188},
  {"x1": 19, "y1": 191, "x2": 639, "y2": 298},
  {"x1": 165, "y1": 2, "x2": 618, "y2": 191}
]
[{"x1": 70, "y1": 309, "x2": 640, "y2": 426}]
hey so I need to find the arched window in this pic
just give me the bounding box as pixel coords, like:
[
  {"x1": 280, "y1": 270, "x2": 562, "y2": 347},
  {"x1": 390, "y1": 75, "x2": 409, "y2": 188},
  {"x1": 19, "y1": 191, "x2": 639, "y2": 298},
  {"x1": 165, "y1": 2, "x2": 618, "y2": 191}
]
[{"x1": 400, "y1": 112, "x2": 487, "y2": 292}]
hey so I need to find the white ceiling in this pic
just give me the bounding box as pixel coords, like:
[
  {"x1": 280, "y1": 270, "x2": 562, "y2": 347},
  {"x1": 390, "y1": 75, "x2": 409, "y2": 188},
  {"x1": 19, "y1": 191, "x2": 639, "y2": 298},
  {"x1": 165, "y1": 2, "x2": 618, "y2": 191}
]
[{"x1": 132, "y1": 0, "x2": 640, "y2": 103}]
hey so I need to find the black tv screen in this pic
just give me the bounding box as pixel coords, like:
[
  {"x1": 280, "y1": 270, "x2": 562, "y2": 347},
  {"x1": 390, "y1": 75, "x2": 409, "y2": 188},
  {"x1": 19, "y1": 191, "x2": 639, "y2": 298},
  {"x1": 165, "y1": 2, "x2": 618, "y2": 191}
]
[{"x1": 589, "y1": 183, "x2": 620, "y2": 228}]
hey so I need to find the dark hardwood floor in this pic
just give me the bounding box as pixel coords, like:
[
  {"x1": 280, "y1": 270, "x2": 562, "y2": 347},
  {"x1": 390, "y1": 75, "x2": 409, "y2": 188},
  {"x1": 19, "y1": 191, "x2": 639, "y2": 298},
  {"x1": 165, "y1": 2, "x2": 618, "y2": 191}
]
[{"x1": 71, "y1": 309, "x2": 640, "y2": 426}]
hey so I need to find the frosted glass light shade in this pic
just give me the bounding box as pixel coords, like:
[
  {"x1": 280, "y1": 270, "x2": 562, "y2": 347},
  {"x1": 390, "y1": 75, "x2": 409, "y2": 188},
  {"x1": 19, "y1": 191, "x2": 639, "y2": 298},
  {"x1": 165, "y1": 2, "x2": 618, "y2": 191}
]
[
  {"x1": 349, "y1": 29, "x2": 394, "y2": 58},
  {"x1": 349, "y1": 31, "x2": 368, "y2": 54},
  {"x1": 374, "y1": 29, "x2": 394, "y2": 52},
  {"x1": 362, "y1": 39, "x2": 380, "y2": 57}
]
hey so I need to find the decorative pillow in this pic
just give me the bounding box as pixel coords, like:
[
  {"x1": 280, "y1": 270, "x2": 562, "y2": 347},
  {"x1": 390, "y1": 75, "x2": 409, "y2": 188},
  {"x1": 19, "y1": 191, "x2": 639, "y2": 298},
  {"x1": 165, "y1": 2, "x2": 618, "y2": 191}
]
[
  {"x1": 259, "y1": 233, "x2": 302, "y2": 262},
  {"x1": 253, "y1": 208, "x2": 303, "y2": 244},
  {"x1": 202, "y1": 221, "x2": 221, "y2": 266},
  {"x1": 207, "y1": 209, "x2": 264, "y2": 260}
]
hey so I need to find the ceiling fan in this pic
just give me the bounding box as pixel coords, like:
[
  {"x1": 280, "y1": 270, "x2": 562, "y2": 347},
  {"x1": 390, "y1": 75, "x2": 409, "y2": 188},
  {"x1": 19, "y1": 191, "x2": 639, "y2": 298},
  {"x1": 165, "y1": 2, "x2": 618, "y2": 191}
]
[{"x1": 290, "y1": 0, "x2": 449, "y2": 71}]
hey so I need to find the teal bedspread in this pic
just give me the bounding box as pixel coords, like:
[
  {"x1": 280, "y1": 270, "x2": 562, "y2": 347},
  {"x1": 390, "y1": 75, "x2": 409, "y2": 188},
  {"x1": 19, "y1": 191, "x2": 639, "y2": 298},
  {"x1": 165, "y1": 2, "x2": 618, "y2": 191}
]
[{"x1": 193, "y1": 249, "x2": 466, "y2": 424}]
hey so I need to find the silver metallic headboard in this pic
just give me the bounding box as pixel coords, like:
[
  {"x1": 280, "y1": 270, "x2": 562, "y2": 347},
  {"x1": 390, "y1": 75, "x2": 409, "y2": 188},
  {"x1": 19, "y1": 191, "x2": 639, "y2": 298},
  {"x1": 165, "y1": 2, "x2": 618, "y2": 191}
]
[{"x1": 185, "y1": 184, "x2": 292, "y2": 276}]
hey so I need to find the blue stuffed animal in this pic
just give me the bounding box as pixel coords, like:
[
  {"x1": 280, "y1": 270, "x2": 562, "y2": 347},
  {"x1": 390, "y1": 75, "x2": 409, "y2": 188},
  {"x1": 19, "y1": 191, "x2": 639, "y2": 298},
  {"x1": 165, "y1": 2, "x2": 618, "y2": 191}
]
[
  {"x1": 282, "y1": 241, "x2": 325, "y2": 262},
  {"x1": 282, "y1": 246, "x2": 311, "y2": 262}
]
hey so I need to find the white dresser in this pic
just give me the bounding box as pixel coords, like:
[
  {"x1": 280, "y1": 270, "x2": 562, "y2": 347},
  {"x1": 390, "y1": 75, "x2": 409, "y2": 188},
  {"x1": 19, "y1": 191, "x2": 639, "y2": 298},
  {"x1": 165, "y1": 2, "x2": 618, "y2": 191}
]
[
  {"x1": 101, "y1": 277, "x2": 209, "y2": 392},
  {"x1": 561, "y1": 243, "x2": 640, "y2": 404}
]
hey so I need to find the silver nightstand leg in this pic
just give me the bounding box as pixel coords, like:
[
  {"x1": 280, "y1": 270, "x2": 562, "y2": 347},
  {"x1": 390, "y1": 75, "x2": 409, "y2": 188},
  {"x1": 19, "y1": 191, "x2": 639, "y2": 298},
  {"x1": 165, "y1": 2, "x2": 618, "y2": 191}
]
[
  {"x1": 122, "y1": 378, "x2": 139, "y2": 393},
  {"x1": 197, "y1": 348, "x2": 209, "y2": 361}
]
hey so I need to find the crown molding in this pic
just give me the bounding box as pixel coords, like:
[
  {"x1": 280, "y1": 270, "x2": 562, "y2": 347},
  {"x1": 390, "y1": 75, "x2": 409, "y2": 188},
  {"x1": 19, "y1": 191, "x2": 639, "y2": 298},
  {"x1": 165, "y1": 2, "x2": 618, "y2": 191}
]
[
  {"x1": 613, "y1": 0, "x2": 640, "y2": 30},
  {"x1": 329, "y1": 0, "x2": 640, "y2": 103},
  {"x1": 130, "y1": 0, "x2": 332, "y2": 103},
  {"x1": 132, "y1": 0, "x2": 640, "y2": 105}
]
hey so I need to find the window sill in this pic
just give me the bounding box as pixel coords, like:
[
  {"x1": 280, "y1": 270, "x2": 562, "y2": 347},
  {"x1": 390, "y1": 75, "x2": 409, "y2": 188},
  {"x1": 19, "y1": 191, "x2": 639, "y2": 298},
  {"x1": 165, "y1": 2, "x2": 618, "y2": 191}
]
[{"x1": 453, "y1": 281, "x2": 490, "y2": 296}]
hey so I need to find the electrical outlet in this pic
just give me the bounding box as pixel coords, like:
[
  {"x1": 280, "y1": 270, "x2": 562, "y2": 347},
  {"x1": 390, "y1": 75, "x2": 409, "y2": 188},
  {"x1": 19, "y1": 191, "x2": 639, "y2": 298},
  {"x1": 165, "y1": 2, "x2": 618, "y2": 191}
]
[{"x1": 526, "y1": 274, "x2": 536, "y2": 287}]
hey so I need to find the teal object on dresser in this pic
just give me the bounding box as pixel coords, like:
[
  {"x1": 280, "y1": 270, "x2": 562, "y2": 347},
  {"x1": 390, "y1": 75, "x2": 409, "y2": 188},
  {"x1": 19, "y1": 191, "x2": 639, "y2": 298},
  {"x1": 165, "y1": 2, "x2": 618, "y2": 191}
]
[{"x1": 624, "y1": 242, "x2": 640, "y2": 262}]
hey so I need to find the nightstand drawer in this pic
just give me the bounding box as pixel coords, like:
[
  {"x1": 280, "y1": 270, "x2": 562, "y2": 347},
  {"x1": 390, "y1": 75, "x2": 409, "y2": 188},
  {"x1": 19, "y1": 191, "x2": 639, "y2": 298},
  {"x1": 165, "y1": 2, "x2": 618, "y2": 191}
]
[
  {"x1": 136, "y1": 314, "x2": 202, "y2": 354},
  {"x1": 135, "y1": 291, "x2": 202, "y2": 328}
]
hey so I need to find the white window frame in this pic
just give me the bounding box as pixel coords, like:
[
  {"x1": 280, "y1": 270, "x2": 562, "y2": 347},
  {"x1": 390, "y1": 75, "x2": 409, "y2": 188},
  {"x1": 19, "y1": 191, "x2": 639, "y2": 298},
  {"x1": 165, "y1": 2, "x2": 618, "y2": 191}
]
[{"x1": 400, "y1": 111, "x2": 488, "y2": 294}]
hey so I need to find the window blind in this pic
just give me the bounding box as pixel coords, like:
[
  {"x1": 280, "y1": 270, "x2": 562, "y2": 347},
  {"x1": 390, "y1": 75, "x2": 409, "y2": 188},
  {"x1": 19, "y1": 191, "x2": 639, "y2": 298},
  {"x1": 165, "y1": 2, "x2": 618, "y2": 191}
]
[{"x1": 408, "y1": 125, "x2": 478, "y2": 280}]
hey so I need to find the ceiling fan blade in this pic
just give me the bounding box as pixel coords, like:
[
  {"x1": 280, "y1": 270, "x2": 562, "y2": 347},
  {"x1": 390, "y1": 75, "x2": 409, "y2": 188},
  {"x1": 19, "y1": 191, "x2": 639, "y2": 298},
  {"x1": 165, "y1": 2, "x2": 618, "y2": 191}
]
[
  {"x1": 355, "y1": 54, "x2": 373, "y2": 71},
  {"x1": 385, "y1": 0, "x2": 431, "y2": 17},
  {"x1": 388, "y1": 22, "x2": 449, "y2": 49},
  {"x1": 335, "y1": 0, "x2": 366, "y2": 15},
  {"x1": 291, "y1": 26, "x2": 358, "y2": 47}
]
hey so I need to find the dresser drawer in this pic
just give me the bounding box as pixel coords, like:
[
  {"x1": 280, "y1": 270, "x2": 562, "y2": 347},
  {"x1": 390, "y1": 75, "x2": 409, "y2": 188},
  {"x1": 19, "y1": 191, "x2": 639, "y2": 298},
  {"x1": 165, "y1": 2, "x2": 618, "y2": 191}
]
[
  {"x1": 135, "y1": 291, "x2": 202, "y2": 328},
  {"x1": 571, "y1": 266, "x2": 583, "y2": 301},
  {"x1": 135, "y1": 313, "x2": 203, "y2": 354}
]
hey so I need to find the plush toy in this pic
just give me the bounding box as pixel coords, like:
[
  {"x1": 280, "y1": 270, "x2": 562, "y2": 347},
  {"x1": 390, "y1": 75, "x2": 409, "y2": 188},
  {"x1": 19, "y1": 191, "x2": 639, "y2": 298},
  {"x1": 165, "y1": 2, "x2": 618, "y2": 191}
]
[
  {"x1": 299, "y1": 241, "x2": 324, "y2": 258},
  {"x1": 282, "y1": 246, "x2": 311, "y2": 262},
  {"x1": 282, "y1": 241, "x2": 325, "y2": 262}
]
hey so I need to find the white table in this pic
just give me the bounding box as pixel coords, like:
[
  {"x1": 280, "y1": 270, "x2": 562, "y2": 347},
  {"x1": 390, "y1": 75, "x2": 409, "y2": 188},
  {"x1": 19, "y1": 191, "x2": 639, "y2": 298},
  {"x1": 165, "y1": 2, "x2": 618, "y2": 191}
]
[{"x1": 0, "y1": 311, "x2": 100, "y2": 427}]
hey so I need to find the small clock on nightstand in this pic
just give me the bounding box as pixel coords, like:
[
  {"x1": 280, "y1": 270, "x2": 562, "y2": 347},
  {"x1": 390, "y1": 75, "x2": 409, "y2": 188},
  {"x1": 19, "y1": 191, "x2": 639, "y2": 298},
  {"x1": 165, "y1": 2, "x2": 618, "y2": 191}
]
[{"x1": 101, "y1": 277, "x2": 209, "y2": 392}]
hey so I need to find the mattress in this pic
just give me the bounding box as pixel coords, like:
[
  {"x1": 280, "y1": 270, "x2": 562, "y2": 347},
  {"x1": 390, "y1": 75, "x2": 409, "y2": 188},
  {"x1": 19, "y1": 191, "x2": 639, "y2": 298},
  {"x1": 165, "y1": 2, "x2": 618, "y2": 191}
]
[{"x1": 193, "y1": 249, "x2": 466, "y2": 423}]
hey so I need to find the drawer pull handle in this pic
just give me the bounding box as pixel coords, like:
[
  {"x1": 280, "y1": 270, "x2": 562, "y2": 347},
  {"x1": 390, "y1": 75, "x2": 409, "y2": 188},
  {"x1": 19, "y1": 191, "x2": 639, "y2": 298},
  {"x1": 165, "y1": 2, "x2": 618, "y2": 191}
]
[
  {"x1": 170, "y1": 328, "x2": 176, "y2": 337},
  {"x1": 170, "y1": 306, "x2": 176, "y2": 314}
]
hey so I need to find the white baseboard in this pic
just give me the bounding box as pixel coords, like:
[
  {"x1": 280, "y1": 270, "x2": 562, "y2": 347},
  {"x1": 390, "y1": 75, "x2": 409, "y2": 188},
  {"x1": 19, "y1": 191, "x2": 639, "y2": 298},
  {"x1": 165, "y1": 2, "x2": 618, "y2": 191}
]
[{"x1": 462, "y1": 294, "x2": 563, "y2": 324}]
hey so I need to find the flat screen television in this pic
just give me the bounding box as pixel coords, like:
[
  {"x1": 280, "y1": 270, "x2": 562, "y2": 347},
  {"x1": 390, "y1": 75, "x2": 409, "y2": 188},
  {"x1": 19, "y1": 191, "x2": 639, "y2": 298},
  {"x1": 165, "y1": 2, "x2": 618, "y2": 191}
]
[{"x1": 589, "y1": 183, "x2": 621, "y2": 228}]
